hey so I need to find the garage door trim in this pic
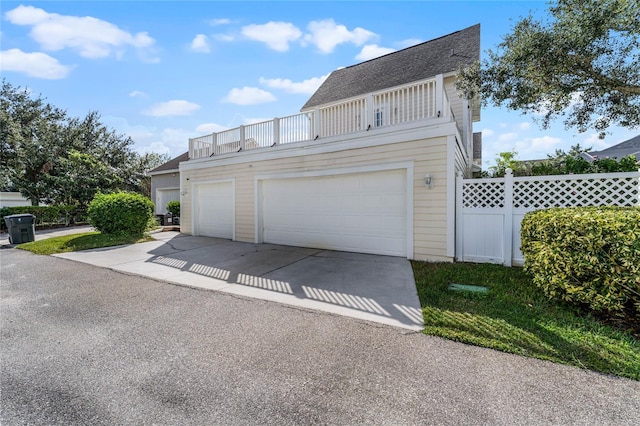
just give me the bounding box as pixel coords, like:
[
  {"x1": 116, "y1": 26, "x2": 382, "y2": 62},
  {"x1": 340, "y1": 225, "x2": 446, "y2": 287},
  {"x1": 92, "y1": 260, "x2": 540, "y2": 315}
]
[
  {"x1": 192, "y1": 178, "x2": 235, "y2": 240},
  {"x1": 255, "y1": 162, "x2": 414, "y2": 258}
]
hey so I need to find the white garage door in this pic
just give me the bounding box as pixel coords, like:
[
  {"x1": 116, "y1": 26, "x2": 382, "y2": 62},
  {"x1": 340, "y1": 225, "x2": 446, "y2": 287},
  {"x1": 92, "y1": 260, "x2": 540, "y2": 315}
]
[
  {"x1": 194, "y1": 181, "x2": 234, "y2": 239},
  {"x1": 156, "y1": 189, "x2": 179, "y2": 214},
  {"x1": 261, "y1": 169, "x2": 407, "y2": 256}
]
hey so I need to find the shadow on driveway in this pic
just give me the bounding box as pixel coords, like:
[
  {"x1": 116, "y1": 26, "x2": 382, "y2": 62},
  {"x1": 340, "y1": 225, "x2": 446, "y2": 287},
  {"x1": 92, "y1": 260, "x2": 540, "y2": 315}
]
[{"x1": 56, "y1": 232, "x2": 424, "y2": 330}]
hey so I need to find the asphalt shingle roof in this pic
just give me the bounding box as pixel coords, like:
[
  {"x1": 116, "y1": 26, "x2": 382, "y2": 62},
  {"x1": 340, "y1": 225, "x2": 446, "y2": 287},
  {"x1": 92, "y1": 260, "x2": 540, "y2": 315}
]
[
  {"x1": 148, "y1": 152, "x2": 189, "y2": 174},
  {"x1": 590, "y1": 134, "x2": 640, "y2": 160},
  {"x1": 301, "y1": 24, "x2": 480, "y2": 110}
]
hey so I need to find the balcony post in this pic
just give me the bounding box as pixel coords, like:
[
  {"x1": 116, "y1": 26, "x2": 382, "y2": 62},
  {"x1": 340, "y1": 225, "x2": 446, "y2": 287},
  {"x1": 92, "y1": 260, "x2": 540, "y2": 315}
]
[
  {"x1": 212, "y1": 132, "x2": 217, "y2": 156},
  {"x1": 273, "y1": 117, "x2": 280, "y2": 145},
  {"x1": 366, "y1": 93, "x2": 374, "y2": 130},
  {"x1": 239, "y1": 125, "x2": 245, "y2": 151},
  {"x1": 313, "y1": 109, "x2": 320, "y2": 139},
  {"x1": 435, "y1": 74, "x2": 444, "y2": 119}
]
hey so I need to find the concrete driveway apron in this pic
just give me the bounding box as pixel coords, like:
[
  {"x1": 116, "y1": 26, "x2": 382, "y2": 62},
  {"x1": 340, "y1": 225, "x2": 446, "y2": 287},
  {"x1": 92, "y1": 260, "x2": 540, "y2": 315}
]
[{"x1": 54, "y1": 231, "x2": 424, "y2": 330}]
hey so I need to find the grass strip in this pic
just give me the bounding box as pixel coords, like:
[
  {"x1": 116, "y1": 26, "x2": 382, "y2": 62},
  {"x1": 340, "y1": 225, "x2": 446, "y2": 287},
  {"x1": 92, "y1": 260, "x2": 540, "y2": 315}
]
[
  {"x1": 17, "y1": 232, "x2": 154, "y2": 255},
  {"x1": 412, "y1": 261, "x2": 640, "y2": 380}
]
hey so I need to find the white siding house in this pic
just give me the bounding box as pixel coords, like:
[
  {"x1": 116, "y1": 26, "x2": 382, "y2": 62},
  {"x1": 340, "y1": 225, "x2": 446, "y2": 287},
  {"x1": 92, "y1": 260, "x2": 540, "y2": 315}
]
[
  {"x1": 148, "y1": 152, "x2": 188, "y2": 215},
  {"x1": 180, "y1": 24, "x2": 481, "y2": 262}
]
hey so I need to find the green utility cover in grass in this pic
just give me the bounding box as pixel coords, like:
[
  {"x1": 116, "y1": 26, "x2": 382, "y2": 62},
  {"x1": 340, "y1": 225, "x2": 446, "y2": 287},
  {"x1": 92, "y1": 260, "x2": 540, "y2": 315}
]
[{"x1": 448, "y1": 283, "x2": 489, "y2": 293}]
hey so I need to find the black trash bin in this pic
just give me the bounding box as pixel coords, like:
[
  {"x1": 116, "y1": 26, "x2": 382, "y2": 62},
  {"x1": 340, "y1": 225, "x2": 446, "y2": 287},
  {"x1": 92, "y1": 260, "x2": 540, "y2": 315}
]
[
  {"x1": 4, "y1": 214, "x2": 36, "y2": 244},
  {"x1": 164, "y1": 212, "x2": 173, "y2": 225}
]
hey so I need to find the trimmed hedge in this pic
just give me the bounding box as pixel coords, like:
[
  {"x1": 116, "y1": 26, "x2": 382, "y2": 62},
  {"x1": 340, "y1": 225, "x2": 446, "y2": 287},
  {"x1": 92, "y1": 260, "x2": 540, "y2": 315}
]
[
  {"x1": 87, "y1": 192, "x2": 155, "y2": 235},
  {"x1": 0, "y1": 205, "x2": 87, "y2": 230},
  {"x1": 521, "y1": 207, "x2": 640, "y2": 323}
]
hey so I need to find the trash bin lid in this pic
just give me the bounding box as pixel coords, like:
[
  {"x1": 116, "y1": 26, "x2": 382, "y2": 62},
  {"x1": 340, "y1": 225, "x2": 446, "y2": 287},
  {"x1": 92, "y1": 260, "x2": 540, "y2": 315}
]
[{"x1": 4, "y1": 213, "x2": 36, "y2": 223}]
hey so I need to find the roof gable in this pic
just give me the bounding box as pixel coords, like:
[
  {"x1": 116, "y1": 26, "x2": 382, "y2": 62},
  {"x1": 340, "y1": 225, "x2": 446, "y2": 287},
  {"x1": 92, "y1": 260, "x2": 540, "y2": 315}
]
[{"x1": 302, "y1": 24, "x2": 480, "y2": 110}]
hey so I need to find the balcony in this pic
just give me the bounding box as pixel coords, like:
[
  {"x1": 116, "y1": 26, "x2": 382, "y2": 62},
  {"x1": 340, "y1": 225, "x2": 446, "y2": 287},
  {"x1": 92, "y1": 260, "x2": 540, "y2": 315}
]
[{"x1": 189, "y1": 76, "x2": 454, "y2": 160}]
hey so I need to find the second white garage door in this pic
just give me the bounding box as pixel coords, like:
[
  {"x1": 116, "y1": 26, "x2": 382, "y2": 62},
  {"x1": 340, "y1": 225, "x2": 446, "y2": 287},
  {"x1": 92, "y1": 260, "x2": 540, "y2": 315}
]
[
  {"x1": 261, "y1": 169, "x2": 408, "y2": 257},
  {"x1": 194, "y1": 181, "x2": 234, "y2": 239}
]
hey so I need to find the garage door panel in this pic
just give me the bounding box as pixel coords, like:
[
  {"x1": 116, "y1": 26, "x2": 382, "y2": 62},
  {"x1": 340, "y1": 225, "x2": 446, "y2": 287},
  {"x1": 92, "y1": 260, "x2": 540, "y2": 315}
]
[
  {"x1": 195, "y1": 182, "x2": 233, "y2": 239},
  {"x1": 262, "y1": 169, "x2": 407, "y2": 257}
]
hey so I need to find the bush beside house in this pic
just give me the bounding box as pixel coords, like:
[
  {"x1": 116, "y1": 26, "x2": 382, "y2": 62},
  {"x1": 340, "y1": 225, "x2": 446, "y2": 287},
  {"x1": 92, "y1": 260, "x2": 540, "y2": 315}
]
[
  {"x1": 88, "y1": 192, "x2": 155, "y2": 235},
  {"x1": 521, "y1": 206, "x2": 640, "y2": 326}
]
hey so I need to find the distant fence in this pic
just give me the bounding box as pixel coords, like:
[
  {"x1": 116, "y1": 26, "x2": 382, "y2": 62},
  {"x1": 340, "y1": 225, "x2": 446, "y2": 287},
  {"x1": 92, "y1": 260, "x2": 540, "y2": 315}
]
[{"x1": 455, "y1": 169, "x2": 640, "y2": 266}]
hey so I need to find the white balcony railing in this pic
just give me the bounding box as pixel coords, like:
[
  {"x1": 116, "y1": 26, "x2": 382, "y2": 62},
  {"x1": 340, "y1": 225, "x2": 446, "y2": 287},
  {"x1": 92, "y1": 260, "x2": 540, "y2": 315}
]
[{"x1": 189, "y1": 76, "x2": 453, "y2": 160}]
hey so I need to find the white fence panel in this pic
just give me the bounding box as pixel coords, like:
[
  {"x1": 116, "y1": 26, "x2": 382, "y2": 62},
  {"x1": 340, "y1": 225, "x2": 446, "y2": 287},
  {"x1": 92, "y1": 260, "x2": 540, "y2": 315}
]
[{"x1": 456, "y1": 169, "x2": 640, "y2": 266}]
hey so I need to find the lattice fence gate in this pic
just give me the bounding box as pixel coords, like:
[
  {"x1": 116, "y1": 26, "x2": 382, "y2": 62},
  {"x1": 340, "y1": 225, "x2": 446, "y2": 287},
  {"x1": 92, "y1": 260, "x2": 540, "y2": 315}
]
[{"x1": 455, "y1": 170, "x2": 640, "y2": 266}]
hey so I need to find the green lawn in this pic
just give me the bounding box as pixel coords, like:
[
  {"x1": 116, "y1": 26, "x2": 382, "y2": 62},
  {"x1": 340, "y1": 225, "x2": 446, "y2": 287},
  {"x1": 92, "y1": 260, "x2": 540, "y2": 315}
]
[
  {"x1": 17, "y1": 232, "x2": 154, "y2": 255},
  {"x1": 412, "y1": 261, "x2": 640, "y2": 380}
]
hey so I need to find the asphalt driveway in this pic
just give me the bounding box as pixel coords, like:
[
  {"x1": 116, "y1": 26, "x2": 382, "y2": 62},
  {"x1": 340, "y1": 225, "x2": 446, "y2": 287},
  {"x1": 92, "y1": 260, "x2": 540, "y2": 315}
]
[
  {"x1": 54, "y1": 231, "x2": 424, "y2": 330},
  {"x1": 2, "y1": 248, "x2": 639, "y2": 425}
]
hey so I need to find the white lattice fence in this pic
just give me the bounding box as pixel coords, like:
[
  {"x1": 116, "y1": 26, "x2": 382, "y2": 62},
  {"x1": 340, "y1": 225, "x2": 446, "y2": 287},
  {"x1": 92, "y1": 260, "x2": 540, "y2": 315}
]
[{"x1": 456, "y1": 170, "x2": 640, "y2": 266}]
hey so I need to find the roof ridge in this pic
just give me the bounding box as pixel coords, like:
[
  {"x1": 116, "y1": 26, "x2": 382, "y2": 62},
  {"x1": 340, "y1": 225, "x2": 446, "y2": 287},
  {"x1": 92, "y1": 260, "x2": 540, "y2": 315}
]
[{"x1": 342, "y1": 23, "x2": 480, "y2": 70}]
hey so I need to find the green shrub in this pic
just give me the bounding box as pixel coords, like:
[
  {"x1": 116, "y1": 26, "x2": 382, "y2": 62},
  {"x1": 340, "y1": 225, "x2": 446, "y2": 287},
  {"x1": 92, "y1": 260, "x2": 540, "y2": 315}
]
[
  {"x1": 521, "y1": 207, "x2": 640, "y2": 324},
  {"x1": 166, "y1": 200, "x2": 180, "y2": 216},
  {"x1": 88, "y1": 192, "x2": 154, "y2": 235}
]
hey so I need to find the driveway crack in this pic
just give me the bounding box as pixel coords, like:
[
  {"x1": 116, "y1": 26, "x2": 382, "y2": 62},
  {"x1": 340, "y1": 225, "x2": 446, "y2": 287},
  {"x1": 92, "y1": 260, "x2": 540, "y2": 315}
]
[{"x1": 256, "y1": 250, "x2": 322, "y2": 277}]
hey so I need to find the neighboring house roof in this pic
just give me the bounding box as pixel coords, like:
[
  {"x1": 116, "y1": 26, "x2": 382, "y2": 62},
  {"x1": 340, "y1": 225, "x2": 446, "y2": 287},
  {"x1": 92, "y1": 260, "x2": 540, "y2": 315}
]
[
  {"x1": 301, "y1": 24, "x2": 480, "y2": 110},
  {"x1": 148, "y1": 152, "x2": 189, "y2": 175},
  {"x1": 589, "y1": 134, "x2": 640, "y2": 160}
]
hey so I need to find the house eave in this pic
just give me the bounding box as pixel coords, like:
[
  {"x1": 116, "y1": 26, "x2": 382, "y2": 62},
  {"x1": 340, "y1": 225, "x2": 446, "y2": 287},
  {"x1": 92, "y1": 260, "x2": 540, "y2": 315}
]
[{"x1": 147, "y1": 168, "x2": 180, "y2": 177}]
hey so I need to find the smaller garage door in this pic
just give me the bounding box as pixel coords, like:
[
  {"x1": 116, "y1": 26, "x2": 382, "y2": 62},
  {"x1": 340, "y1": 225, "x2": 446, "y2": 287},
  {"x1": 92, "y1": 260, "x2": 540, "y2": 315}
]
[{"x1": 194, "y1": 181, "x2": 234, "y2": 239}]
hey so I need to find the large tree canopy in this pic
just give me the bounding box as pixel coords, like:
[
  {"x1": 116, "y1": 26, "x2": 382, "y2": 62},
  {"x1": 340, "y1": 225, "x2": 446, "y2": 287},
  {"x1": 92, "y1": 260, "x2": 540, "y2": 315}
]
[
  {"x1": 1, "y1": 80, "x2": 169, "y2": 206},
  {"x1": 457, "y1": 0, "x2": 640, "y2": 138}
]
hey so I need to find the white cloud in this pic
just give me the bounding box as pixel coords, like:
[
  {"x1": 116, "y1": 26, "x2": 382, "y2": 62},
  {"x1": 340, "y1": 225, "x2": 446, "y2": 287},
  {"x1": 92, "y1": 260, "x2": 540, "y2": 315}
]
[
  {"x1": 213, "y1": 34, "x2": 234, "y2": 42},
  {"x1": 398, "y1": 38, "x2": 423, "y2": 48},
  {"x1": 355, "y1": 44, "x2": 395, "y2": 61},
  {"x1": 135, "y1": 128, "x2": 194, "y2": 157},
  {"x1": 528, "y1": 135, "x2": 562, "y2": 152},
  {"x1": 195, "y1": 123, "x2": 229, "y2": 134},
  {"x1": 222, "y1": 87, "x2": 276, "y2": 105},
  {"x1": 582, "y1": 132, "x2": 609, "y2": 150},
  {"x1": 498, "y1": 132, "x2": 518, "y2": 143},
  {"x1": 143, "y1": 100, "x2": 201, "y2": 117},
  {"x1": 303, "y1": 19, "x2": 376, "y2": 54},
  {"x1": 4, "y1": 5, "x2": 156, "y2": 60},
  {"x1": 138, "y1": 141, "x2": 171, "y2": 156},
  {"x1": 481, "y1": 128, "x2": 495, "y2": 137},
  {"x1": 190, "y1": 34, "x2": 210, "y2": 53},
  {"x1": 518, "y1": 122, "x2": 531, "y2": 130},
  {"x1": 0, "y1": 48, "x2": 71, "y2": 79},
  {"x1": 141, "y1": 128, "x2": 196, "y2": 156},
  {"x1": 259, "y1": 73, "x2": 329, "y2": 95},
  {"x1": 209, "y1": 18, "x2": 231, "y2": 26},
  {"x1": 102, "y1": 116, "x2": 192, "y2": 158},
  {"x1": 129, "y1": 90, "x2": 147, "y2": 98},
  {"x1": 241, "y1": 21, "x2": 302, "y2": 52}
]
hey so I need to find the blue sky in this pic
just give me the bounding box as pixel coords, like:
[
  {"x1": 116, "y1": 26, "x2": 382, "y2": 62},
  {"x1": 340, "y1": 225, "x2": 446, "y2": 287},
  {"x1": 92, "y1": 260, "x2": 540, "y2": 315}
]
[{"x1": 1, "y1": 1, "x2": 637, "y2": 166}]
